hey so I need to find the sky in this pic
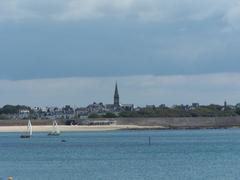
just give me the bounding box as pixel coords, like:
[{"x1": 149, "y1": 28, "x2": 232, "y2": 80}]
[{"x1": 0, "y1": 0, "x2": 240, "y2": 107}]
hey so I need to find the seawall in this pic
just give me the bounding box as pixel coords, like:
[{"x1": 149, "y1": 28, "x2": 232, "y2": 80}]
[{"x1": 115, "y1": 117, "x2": 240, "y2": 129}]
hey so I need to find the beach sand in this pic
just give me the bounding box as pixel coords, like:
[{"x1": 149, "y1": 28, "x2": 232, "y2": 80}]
[{"x1": 0, "y1": 125, "x2": 166, "y2": 133}]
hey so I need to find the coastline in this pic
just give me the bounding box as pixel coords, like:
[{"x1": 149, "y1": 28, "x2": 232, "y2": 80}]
[
  {"x1": 0, "y1": 125, "x2": 167, "y2": 133},
  {"x1": 0, "y1": 125, "x2": 239, "y2": 133},
  {"x1": 2, "y1": 116, "x2": 240, "y2": 132}
]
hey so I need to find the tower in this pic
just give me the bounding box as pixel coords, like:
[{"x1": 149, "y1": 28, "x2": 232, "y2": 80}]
[
  {"x1": 224, "y1": 100, "x2": 227, "y2": 110},
  {"x1": 114, "y1": 82, "x2": 120, "y2": 107}
]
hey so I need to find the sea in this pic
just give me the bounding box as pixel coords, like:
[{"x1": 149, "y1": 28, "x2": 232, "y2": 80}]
[{"x1": 1, "y1": 129, "x2": 240, "y2": 180}]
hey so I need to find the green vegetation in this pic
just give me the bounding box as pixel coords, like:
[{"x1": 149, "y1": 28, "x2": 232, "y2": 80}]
[
  {"x1": 102, "y1": 113, "x2": 117, "y2": 118},
  {"x1": 0, "y1": 105, "x2": 31, "y2": 115},
  {"x1": 88, "y1": 112, "x2": 117, "y2": 119},
  {"x1": 119, "y1": 105, "x2": 238, "y2": 118},
  {"x1": 88, "y1": 113, "x2": 101, "y2": 118},
  {"x1": 87, "y1": 105, "x2": 238, "y2": 118},
  {"x1": 1, "y1": 104, "x2": 240, "y2": 119}
]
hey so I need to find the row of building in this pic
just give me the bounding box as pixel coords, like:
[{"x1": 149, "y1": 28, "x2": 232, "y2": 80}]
[
  {"x1": 14, "y1": 83, "x2": 235, "y2": 120},
  {"x1": 18, "y1": 83, "x2": 134, "y2": 119}
]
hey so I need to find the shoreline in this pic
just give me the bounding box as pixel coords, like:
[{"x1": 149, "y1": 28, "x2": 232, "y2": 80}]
[
  {"x1": 0, "y1": 125, "x2": 239, "y2": 133},
  {"x1": 0, "y1": 125, "x2": 167, "y2": 133}
]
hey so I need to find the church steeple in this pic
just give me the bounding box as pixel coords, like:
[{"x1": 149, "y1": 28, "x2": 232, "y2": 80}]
[{"x1": 114, "y1": 82, "x2": 120, "y2": 106}]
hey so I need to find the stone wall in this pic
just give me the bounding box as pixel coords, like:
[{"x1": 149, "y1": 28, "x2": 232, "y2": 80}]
[{"x1": 116, "y1": 117, "x2": 240, "y2": 129}]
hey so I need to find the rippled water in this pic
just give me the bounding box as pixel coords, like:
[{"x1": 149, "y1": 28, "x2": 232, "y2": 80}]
[{"x1": 1, "y1": 129, "x2": 240, "y2": 180}]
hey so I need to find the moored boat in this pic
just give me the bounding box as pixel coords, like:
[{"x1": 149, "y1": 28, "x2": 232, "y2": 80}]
[
  {"x1": 20, "y1": 120, "x2": 32, "y2": 139},
  {"x1": 48, "y1": 120, "x2": 60, "y2": 136}
]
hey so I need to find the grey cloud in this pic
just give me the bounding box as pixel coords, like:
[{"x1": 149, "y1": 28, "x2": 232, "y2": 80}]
[{"x1": 0, "y1": 0, "x2": 239, "y2": 29}]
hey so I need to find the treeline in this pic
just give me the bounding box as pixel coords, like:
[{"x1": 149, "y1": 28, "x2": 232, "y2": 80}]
[
  {"x1": 89, "y1": 105, "x2": 239, "y2": 118},
  {"x1": 0, "y1": 105, "x2": 32, "y2": 115},
  {"x1": 88, "y1": 112, "x2": 118, "y2": 118},
  {"x1": 1, "y1": 104, "x2": 240, "y2": 119},
  {"x1": 119, "y1": 105, "x2": 238, "y2": 118}
]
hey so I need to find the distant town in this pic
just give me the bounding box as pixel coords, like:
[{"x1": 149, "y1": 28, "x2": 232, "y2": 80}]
[{"x1": 0, "y1": 83, "x2": 240, "y2": 120}]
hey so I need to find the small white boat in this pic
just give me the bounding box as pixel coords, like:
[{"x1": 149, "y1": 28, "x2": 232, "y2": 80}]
[
  {"x1": 48, "y1": 120, "x2": 60, "y2": 136},
  {"x1": 20, "y1": 120, "x2": 32, "y2": 139}
]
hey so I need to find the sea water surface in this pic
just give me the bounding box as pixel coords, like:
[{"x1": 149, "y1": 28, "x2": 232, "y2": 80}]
[{"x1": 1, "y1": 129, "x2": 240, "y2": 180}]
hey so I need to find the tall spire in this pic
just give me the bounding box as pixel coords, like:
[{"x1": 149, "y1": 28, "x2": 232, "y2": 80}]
[{"x1": 114, "y1": 82, "x2": 120, "y2": 106}]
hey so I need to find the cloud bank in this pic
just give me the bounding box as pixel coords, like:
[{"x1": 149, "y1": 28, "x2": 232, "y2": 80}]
[
  {"x1": 0, "y1": 0, "x2": 240, "y2": 29},
  {"x1": 0, "y1": 73, "x2": 239, "y2": 107},
  {"x1": 1, "y1": 1, "x2": 239, "y2": 106}
]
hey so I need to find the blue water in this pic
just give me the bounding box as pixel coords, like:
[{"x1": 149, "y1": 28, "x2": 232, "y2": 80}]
[{"x1": 1, "y1": 129, "x2": 240, "y2": 180}]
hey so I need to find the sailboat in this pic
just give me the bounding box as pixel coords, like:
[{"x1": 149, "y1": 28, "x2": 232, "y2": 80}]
[
  {"x1": 48, "y1": 120, "x2": 60, "y2": 136},
  {"x1": 20, "y1": 120, "x2": 32, "y2": 138}
]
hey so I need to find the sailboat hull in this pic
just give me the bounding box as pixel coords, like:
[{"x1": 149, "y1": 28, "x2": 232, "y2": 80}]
[
  {"x1": 48, "y1": 132, "x2": 60, "y2": 136},
  {"x1": 20, "y1": 135, "x2": 31, "y2": 138},
  {"x1": 48, "y1": 120, "x2": 61, "y2": 136}
]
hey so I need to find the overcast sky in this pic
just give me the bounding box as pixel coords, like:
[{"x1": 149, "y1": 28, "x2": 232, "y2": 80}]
[{"x1": 0, "y1": 0, "x2": 240, "y2": 107}]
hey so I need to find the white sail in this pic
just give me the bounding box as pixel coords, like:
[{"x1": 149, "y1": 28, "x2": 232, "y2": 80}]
[
  {"x1": 48, "y1": 120, "x2": 60, "y2": 136},
  {"x1": 27, "y1": 120, "x2": 32, "y2": 136},
  {"x1": 53, "y1": 120, "x2": 60, "y2": 134},
  {"x1": 21, "y1": 120, "x2": 32, "y2": 138}
]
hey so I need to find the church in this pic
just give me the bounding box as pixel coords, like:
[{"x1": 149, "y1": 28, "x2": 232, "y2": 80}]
[
  {"x1": 105, "y1": 82, "x2": 134, "y2": 112},
  {"x1": 114, "y1": 83, "x2": 120, "y2": 107},
  {"x1": 76, "y1": 83, "x2": 134, "y2": 117}
]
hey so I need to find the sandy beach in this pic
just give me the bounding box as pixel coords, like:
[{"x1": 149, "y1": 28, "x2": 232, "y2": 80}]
[{"x1": 0, "y1": 125, "x2": 166, "y2": 133}]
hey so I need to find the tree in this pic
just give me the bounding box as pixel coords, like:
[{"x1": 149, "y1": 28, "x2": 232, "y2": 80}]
[
  {"x1": 102, "y1": 113, "x2": 117, "y2": 118},
  {"x1": 88, "y1": 113, "x2": 101, "y2": 118}
]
